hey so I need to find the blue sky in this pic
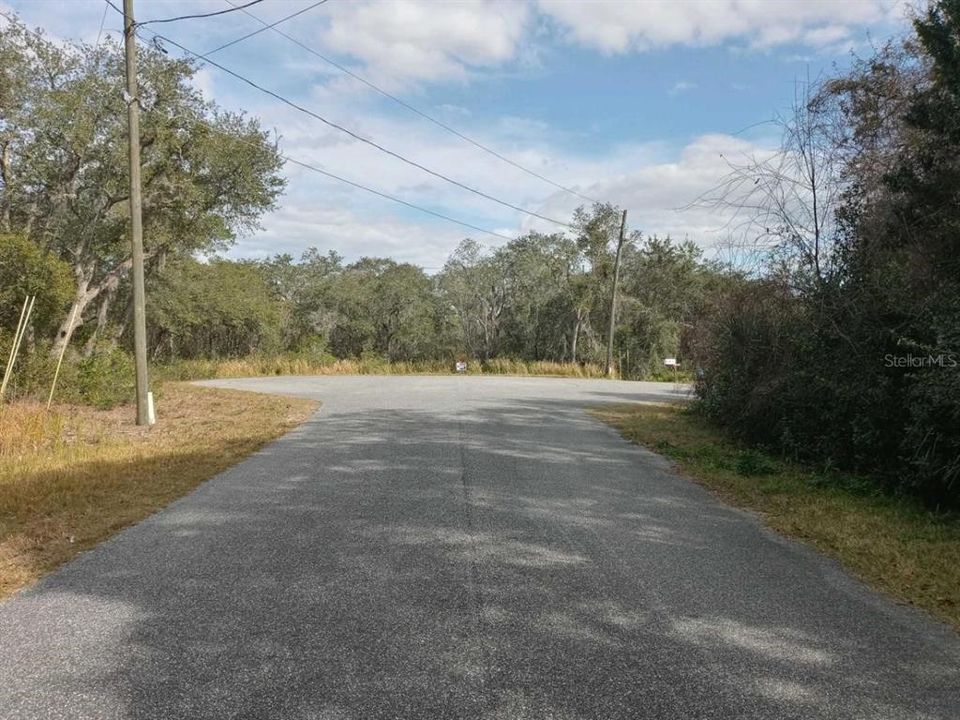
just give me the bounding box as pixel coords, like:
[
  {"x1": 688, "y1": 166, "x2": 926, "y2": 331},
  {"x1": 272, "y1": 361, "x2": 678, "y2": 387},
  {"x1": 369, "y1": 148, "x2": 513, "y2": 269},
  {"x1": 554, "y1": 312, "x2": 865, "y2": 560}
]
[{"x1": 2, "y1": 0, "x2": 911, "y2": 268}]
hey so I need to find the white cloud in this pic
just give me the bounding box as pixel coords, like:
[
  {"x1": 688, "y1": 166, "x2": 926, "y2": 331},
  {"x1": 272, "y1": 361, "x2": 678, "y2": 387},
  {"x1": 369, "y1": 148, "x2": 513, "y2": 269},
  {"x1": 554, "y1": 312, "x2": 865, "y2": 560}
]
[
  {"x1": 802, "y1": 24, "x2": 853, "y2": 46},
  {"x1": 669, "y1": 81, "x2": 697, "y2": 97},
  {"x1": 536, "y1": 0, "x2": 903, "y2": 54},
  {"x1": 247, "y1": 0, "x2": 909, "y2": 92},
  {"x1": 231, "y1": 202, "x2": 473, "y2": 270},
  {"x1": 270, "y1": 0, "x2": 906, "y2": 89},
  {"x1": 317, "y1": 0, "x2": 530, "y2": 88},
  {"x1": 531, "y1": 133, "x2": 779, "y2": 249},
  {"x1": 436, "y1": 104, "x2": 472, "y2": 117},
  {"x1": 191, "y1": 67, "x2": 215, "y2": 98}
]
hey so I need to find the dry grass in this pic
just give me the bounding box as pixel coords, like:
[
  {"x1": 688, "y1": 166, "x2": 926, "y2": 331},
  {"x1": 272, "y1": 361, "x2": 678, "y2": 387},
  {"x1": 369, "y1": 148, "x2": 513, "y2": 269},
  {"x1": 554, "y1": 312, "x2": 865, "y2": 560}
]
[
  {"x1": 0, "y1": 403, "x2": 65, "y2": 458},
  {"x1": 0, "y1": 384, "x2": 317, "y2": 599},
  {"x1": 592, "y1": 402, "x2": 960, "y2": 631},
  {"x1": 159, "y1": 356, "x2": 608, "y2": 381}
]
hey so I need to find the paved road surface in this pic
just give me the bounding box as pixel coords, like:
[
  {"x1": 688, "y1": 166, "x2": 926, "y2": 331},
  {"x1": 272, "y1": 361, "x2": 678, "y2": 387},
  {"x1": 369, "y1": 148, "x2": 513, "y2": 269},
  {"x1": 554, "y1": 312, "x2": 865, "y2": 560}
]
[{"x1": 1, "y1": 376, "x2": 958, "y2": 719}]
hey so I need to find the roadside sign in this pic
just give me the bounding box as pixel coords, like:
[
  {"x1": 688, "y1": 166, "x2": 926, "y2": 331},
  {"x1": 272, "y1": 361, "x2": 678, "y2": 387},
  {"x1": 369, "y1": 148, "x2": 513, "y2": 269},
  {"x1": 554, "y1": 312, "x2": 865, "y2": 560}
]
[{"x1": 663, "y1": 358, "x2": 678, "y2": 366}]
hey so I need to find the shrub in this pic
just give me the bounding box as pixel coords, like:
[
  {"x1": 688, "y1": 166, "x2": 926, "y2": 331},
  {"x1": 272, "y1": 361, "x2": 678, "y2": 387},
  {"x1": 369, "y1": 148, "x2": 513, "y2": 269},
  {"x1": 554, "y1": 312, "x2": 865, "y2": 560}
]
[
  {"x1": 696, "y1": 279, "x2": 959, "y2": 508},
  {"x1": 0, "y1": 339, "x2": 58, "y2": 402},
  {"x1": 1, "y1": 343, "x2": 135, "y2": 409},
  {"x1": 736, "y1": 450, "x2": 778, "y2": 477},
  {"x1": 68, "y1": 346, "x2": 136, "y2": 408}
]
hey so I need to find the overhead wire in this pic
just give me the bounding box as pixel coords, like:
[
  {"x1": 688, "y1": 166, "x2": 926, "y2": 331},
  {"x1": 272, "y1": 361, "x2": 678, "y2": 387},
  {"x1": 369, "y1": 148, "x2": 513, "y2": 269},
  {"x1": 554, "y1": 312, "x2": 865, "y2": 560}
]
[
  {"x1": 151, "y1": 29, "x2": 575, "y2": 228},
  {"x1": 94, "y1": 1, "x2": 109, "y2": 48},
  {"x1": 136, "y1": 0, "x2": 265, "y2": 26},
  {"x1": 206, "y1": 1, "x2": 330, "y2": 55},
  {"x1": 102, "y1": 1, "x2": 575, "y2": 229},
  {"x1": 273, "y1": 155, "x2": 515, "y2": 241},
  {"x1": 217, "y1": 0, "x2": 601, "y2": 205}
]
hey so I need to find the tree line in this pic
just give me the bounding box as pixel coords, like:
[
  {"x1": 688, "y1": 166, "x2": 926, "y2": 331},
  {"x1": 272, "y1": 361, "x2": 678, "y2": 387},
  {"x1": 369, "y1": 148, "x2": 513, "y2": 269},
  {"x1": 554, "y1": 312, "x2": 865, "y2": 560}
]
[{"x1": 144, "y1": 214, "x2": 727, "y2": 378}]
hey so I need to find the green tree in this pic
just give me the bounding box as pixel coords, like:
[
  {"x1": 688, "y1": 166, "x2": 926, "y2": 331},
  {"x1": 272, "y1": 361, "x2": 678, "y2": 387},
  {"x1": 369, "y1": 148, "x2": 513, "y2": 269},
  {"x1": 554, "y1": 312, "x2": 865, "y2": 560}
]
[
  {"x1": 437, "y1": 239, "x2": 508, "y2": 361},
  {"x1": 0, "y1": 19, "x2": 284, "y2": 355},
  {"x1": 695, "y1": 0, "x2": 960, "y2": 505},
  {"x1": 0, "y1": 233, "x2": 73, "y2": 339},
  {"x1": 148, "y1": 257, "x2": 282, "y2": 359},
  {"x1": 493, "y1": 232, "x2": 580, "y2": 361},
  {"x1": 616, "y1": 236, "x2": 713, "y2": 376},
  {"x1": 374, "y1": 262, "x2": 438, "y2": 361},
  {"x1": 258, "y1": 248, "x2": 343, "y2": 352},
  {"x1": 322, "y1": 258, "x2": 438, "y2": 361}
]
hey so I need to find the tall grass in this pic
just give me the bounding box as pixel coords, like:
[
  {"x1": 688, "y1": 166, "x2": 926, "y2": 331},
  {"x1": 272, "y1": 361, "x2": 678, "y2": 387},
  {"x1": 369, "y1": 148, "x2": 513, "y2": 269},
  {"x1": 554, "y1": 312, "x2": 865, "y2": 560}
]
[
  {"x1": 157, "y1": 355, "x2": 610, "y2": 381},
  {"x1": 0, "y1": 403, "x2": 63, "y2": 458},
  {"x1": 479, "y1": 358, "x2": 607, "y2": 378}
]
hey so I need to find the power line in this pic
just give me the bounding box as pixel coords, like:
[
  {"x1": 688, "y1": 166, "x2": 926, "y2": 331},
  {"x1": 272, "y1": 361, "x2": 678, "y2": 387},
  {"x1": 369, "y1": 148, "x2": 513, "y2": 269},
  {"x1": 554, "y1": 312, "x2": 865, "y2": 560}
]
[
  {"x1": 219, "y1": 0, "x2": 601, "y2": 205},
  {"x1": 137, "y1": 0, "x2": 265, "y2": 26},
  {"x1": 280, "y1": 155, "x2": 514, "y2": 241},
  {"x1": 169, "y1": 111, "x2": 516, "y2": 241},
  {"x1": 207, "y1": 1, "x2": 330, "y2": 55},
  {"x1": 109, "y1": 16, "x2": 575, "y2": 228},
  {"x1": 187, "y1": 110, "x2": 515, "y2": 241},
  {"x1": 94, "y1": 1, "x2": 109, "y2": 48},
  {"x1": 151, "y1": 29, "x2": 574, "y2": 228}
]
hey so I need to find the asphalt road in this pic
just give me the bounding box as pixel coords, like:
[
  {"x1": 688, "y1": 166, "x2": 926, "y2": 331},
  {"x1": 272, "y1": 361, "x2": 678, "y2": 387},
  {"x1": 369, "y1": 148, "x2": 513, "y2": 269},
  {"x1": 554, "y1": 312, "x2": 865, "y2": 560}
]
[{"x1": 1, "y1": 375, "x2": 958, "y2": 719}]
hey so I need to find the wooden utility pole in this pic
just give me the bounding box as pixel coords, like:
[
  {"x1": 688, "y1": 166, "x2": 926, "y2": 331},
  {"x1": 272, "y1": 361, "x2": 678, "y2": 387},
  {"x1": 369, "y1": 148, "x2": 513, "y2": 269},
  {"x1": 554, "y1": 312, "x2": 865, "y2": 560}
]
[
  {"x1": 605, "y1": 209, "x2": 627, "y2": 378},
  {"x1": 123, "y1": 0, "x2": 150, "y2": 425}
]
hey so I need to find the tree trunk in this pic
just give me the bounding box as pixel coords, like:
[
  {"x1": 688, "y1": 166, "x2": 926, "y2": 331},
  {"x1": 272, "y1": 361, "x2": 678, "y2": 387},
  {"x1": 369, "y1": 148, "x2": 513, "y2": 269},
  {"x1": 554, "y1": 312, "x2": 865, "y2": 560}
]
[
  {"x1": 1, "y1": 141, "x2": 11, "y2": 233},
  {"x1": 50, "y1": 257, "x2": 135, "y2": 358},
  {"x1": 51, "y1": 283, "x2": 91, "y2": 359},
  {"x1": 571, "y1": 308, "x2": 583, "y2": 363},
  {"x1": 82, "y1": 284, "x2": 117, "y2": 356}
]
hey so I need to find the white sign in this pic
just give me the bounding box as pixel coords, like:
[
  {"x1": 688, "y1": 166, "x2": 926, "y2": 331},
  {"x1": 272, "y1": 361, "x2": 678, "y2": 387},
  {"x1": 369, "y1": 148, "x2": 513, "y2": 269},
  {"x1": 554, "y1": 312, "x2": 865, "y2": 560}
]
[{"x1": 663, "y1": 358, "x2": 678, "y2": 366}]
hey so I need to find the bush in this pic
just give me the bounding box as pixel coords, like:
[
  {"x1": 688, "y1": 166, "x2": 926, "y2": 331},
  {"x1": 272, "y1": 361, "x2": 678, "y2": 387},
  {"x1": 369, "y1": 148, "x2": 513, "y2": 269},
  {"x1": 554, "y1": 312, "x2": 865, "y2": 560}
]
[
  {"x1": 696, "y1": 279, "x2": 958, "y2": 508},
  {"x1": 0, "y1": 339, "x2": 57, "y2": 402},
  {"x1": 900, "y1": 357, "x2": 960, "y2": 502},
  {"x1": 736, "y1": 450, "x2": 778, "y2": 477},
  {"x1": 69, "y1": 346, "x2": 136, "y2": 409},
  {"x1": 1, "y1": 343, "x2": 135, "y2": 409}
]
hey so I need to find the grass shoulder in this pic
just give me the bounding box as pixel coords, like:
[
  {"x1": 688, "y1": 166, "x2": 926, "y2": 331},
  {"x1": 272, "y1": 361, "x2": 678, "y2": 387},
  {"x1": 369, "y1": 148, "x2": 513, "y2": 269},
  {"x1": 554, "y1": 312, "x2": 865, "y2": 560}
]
[
  {"x1": 0, "y1": 383, "x2": 317, "y2": 600},
  {"x1": 591, "y1": 402, "x2": 960, "y2": 631}
]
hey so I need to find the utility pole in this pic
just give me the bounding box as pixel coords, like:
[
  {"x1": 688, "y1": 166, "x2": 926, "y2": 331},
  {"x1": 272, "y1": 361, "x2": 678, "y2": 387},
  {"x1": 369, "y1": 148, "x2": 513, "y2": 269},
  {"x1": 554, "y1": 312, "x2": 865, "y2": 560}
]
[
  {"x1": 123, "y1": 0, "x2": 150, "y2": 425},
  {"x1": 605, "y1": 209, "x2": 627, "y2": 378}
]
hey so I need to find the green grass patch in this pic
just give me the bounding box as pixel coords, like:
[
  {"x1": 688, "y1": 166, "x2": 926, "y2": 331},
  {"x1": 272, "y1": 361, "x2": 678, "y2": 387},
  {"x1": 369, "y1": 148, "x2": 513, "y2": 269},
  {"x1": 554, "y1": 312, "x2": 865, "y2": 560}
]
[{"x1": 591, "y1": 402, "x2": 960, "y2": 631}]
